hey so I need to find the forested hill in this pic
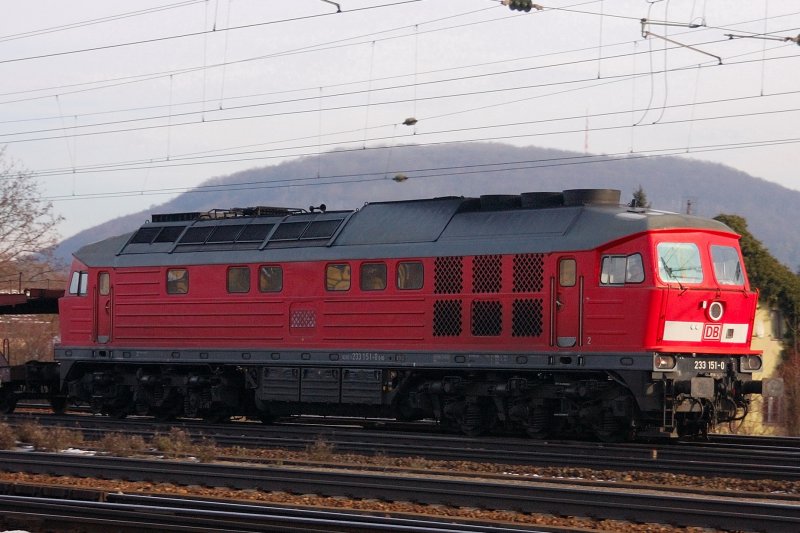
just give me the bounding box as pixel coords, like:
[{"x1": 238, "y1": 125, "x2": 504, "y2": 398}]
[{"x1": 55, "y1": 142, "x2": 800, "y2": 270}]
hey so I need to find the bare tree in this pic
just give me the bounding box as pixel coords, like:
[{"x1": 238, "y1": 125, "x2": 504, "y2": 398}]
[{"x1": 0, "y1": 148, "x2": 62, "y2": 263}]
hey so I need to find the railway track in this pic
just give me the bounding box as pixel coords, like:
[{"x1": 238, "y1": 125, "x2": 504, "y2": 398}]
[
  {"x1": 0, "y1": 491, "x2": 556, "y2": 533},
  {"x1": 6, "y1": 412, "x2": 800, "y2": 481},
  {"x1": 0, "y1": 450, "x2": 798, "y2": 532}
]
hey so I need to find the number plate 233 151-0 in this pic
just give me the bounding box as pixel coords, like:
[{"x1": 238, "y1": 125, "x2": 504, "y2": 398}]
[{"x1": 681, "y1": 358, "x2": 728, "y2": 373}]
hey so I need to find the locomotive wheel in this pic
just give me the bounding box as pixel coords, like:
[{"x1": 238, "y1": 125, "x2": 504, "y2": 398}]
[
  {"x1": 108, "y1": 404, "x2": 129, "y2": 419},
  {"x1": 594, "y1": 422, "x2": 628, "y2": 443},
  {"x1": 676, "y1": 414, "x2": 709, "y2": 439},
  {"x1": 254, "y1": 397, "x2": 274, "y2": 424},
  {"x1": 524, "y1": 407, "x2": 553, "y2": 439},
  {"x1": 458, "y1": 399, "x2": 496, "y2": 437},
  {"x1": 154, "y1": 409, "x2": 177, "y2": 422},
  {"x1": 134, "y1": 401, "x2": 150, "y2": 417},
  {"x1": 202, "y1": 409, "x2": 230, "y2": 424},
  {"x1": 89, "y1": 398, "x2": 104, "y2": 416},
  {"x1": 0, "y1": 392, "x2": 16, "y2": 414},
  {"x1": 49, "y1": 397, "x2": 67, "y2": 415},
  {"x1": 394, "y1": 396, "x2": 424, "y2": 422}
]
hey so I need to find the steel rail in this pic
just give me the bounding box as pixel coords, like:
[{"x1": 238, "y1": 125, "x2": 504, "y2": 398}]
[
  {"x1": 6, "y1": 413, "x2": 800, "y2": 481},
  {"x1": 0, "y1": 450, "x2": 798, "y2": 532},
  {"x1": 0, "y1": 493, "x2": 556, "y2": 533}
]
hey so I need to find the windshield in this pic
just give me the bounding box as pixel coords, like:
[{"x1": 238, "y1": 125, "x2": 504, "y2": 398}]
[
  {"x1": 711, "y1": 245, "x2": 745, "y2": 286},
  {"x1": 657, "y1": 242, "x2": 703, "y2": 284}
]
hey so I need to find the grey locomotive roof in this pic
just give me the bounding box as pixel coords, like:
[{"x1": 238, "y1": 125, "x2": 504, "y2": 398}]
[{"x1": 72, "y1": 192, "x2": 736, "y2": 268}]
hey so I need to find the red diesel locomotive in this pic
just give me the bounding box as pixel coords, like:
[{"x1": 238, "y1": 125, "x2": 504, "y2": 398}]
[{"x1": 56, "y1": 189, "x2": 782, "y2": 440}]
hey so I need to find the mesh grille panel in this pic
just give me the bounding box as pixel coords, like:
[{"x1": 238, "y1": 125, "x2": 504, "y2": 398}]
[
  {"x1": 433, "y1": 300, "x2": 462, "y2": 337},
  {"x1": 290, "y1": 309, "x2": 316, "y2": 329},
  {"x1": 472, "y1": 255, "x2": 502, "y2": 293},
  {"x1": 512, "y1": 298, "x2": 544, "y2": 337},
  {"x1": 471, "y1": 300, "x2": 502, "y2": 336},
  {"x1": 513, "y1": 253, "x2": 545, "y2": 293},
  {"x1": 434, "y1": 256, "x2": 463, "y2": 294}
]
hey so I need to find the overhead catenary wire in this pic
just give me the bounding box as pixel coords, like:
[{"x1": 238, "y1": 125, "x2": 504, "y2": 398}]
[
  {"x1": 0, "y1": 0, "x2": 206, "y2": 44},
  {"x1": 4, "y1": 1, "x2": 796, "y2": 109},
  {"x1": 26, "y1": 87, "x2": 800, "y2": 181},
  {"x1": 1, "y1": 5, "x2": 796, "y2": 125},
  {"x1": 14, "y1": 32, "x2": 800, "y2": 182},
  {"x1": 0, "y1": 2, "x2": 796, "y2": 215},
  {"x1": 0, "y1": 3, "x2": 506, "y2": 104},
  {"x1": 0, "y1": 0, "x2": 425, "y2": 66},
  {"x1": 1, "y1": 50, "x2": 795, "y2": 148},
  {"x1": 42, "y1": 135, "x2": 800, "y2": 202}
]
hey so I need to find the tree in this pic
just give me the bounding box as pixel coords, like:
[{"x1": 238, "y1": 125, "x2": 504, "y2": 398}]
[
  {"x1": 0, "y1": 150, "x2": 64, "y2": 363},
  {"x1": 716, "y1": 213, "x2": 800, "y2": 435},
  {"x1": 631, "y1": 185, "x2": 651, "y2": 208},
  {"x1": 0, "y1": 148, "x2": 62, "y2": 264}
]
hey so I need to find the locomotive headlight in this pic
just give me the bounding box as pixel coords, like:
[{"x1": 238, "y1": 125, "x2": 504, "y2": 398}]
[
  {"x1": 654, "y1": 354, "x2": 677, "y2": 371},
  {"x1": 707, "y1": 301, "x2": 724, "y2": 322},
  {"x1": 741, "y1": 355, "x2": 763, "y2": 372}
]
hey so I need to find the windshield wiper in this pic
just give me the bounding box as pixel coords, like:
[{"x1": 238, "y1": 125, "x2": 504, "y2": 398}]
[{"x1": 660, "y1": 257, "x2": 685, "y2": 291}]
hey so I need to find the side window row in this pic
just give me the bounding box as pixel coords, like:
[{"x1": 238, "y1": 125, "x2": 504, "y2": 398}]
[
  {"x1": 166, "y1": 265, "x2": 283, "y2": 295},
  {"x1": 165, "y1": 261, "x2": 424, "y2": 294},
  {"x1": 326, "y1": 261, "x2": 423, "y2": 292}
]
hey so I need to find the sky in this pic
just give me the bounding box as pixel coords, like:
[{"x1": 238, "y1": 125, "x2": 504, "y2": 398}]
[{"x1": 1, "y1": 0, "x2": 798, "y2": 239}]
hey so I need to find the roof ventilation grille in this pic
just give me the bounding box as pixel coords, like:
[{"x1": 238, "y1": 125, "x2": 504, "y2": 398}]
[{"x1": 562, "y1": 189, "x2": 621, "y2": 207}]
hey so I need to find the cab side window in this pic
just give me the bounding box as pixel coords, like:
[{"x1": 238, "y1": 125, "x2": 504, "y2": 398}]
[
  {"x1": 167, "y1": 268, "x2": 189, "y2": 294},
  {"x1": 601, "y1": 254, "x2": 644, "y2": 285},
  {"x1": 69, "y1": 271, "x2": 88, "y2": 296}
]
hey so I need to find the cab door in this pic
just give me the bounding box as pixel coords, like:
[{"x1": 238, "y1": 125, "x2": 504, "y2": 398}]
[
  {"x1": 553, "y1": 257, "x2": 582, "y2": 348},
  {"x1": 95, "y1": 271, "x2": 112, "y2": 343}
]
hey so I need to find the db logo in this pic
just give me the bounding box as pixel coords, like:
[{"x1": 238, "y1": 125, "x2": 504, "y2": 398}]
[{"x1": 703, "y1": 324, "x2": 722, "y2": 341}]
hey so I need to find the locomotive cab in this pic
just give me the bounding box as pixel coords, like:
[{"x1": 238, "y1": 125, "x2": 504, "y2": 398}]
[{"x1": 620, "y1": 230, "x2": 781, "y2": 437}]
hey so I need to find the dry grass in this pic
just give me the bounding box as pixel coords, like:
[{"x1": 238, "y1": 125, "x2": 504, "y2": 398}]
[
  {"x1": 97, "y1": 432, "x2": 148, "y2": 457},
  {"x1": 306, "y1": 437, "x2": 335, "y2": 461},
  {"x1": 0, "y1": 422, "x2": 16, "y2": 449},
  {"x1": 153, "y1": 427, "x2": 193, "y2": 458},
  {"x1": 42, "y1": 427, "x2": 84, "y2": 452},
  {"x1": 14, "y1": 421, "x2": 84, "y2": 451},
  {"x1": 15, "y1": 421, "x2": 46, "y2": 444},
  {"x1": 152, "y1": 427, "x2": 216, "y2": 461},
  {"x1": 193, "y1": 437, "x2": 218, "y2": 463}
]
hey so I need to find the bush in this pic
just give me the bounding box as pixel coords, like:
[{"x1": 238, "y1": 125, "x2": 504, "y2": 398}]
[
  {"x1": 153, "y1": 427, "x2": 193, "y2": 458},
  {"x1": 0, "y1": 422, "x2": 16, "y2": 449},
  {"x1": 97, "y1": 433, "x2": 148, "y2": 457},
  {"x1": 780, "y1": 356, "x2": 800, "y2": 436},
  {"x1": 40, "y1": 427, "x2": 84, "y2": 451},
  {"x1": 306, "y1": 437, "x2": 335, "y2": 461},
  {"x1": 15, "y1": 421, "x2": 46, "y2": 445},
  {"x1": 24, "y1": 426, "x2": 84, "y2": 452},
  {"x1": 193, "y1": 437, "x2": 218, "y2": 463}
]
